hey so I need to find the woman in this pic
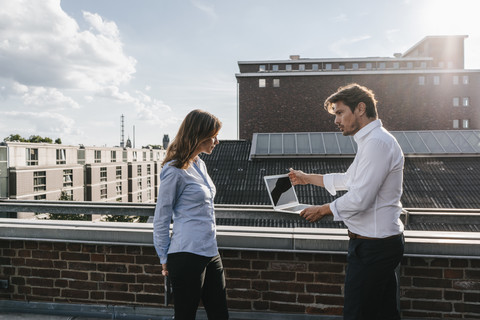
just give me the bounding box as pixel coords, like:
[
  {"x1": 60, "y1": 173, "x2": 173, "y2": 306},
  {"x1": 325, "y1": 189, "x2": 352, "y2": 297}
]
[{"x1": 153, "y1": 109, "x2": 229, "y2": 320}]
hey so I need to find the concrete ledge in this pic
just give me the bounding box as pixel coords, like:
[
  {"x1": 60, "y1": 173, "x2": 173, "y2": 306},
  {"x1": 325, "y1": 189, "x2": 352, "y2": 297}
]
[{"x1": 1, "y1": 219, "x2": 480, "y2": 258}]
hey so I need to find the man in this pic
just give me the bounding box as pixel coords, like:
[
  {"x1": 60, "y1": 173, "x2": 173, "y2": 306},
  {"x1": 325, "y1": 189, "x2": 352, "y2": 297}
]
[{"x1": 289, "y1": 83, "x2": 405, "y2": 320}]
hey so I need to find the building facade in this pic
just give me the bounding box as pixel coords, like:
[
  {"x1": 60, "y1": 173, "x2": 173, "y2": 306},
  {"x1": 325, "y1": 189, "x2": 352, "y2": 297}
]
[
  {"x1": 236, "y1": 35, "x2": 479, "y2": 140},
  {"x1": 1, "y1": 142, "x2": 165, "y2": 204}
]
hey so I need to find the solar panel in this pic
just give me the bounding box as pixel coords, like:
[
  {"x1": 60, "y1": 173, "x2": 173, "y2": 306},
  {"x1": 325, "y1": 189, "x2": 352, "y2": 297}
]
[{"x1": 250, "y1": 130, "x2": 480, "y2": 159}]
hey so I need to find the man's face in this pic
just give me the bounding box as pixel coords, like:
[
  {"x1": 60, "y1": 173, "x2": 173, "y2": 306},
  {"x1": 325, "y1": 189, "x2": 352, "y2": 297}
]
[{"x1": 332, "y1": 101, "x2": 362, "y2": 136}]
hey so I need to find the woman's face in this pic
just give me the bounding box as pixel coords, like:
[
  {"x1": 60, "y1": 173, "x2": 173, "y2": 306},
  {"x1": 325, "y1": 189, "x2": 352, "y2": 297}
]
[{"x1": 197, "y1": 134, "x2": 219, "y2": 155}]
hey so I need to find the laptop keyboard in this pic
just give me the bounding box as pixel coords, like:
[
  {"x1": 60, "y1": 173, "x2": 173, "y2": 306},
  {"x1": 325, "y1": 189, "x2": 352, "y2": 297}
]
[{"x1": 283, "y1": 204, "x2": 311, "y2": 212}]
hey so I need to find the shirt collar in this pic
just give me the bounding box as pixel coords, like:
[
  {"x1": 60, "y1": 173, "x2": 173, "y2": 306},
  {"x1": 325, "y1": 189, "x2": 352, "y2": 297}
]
[{"x1": 354, "y1": 119, "x2": 382, "y2": 143}]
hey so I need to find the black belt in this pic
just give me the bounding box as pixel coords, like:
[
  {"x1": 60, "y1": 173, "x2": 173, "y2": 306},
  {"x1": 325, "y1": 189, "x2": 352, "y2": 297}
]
[{"x1": 348, "y1": 230, "x2": 403, "y2": 240}]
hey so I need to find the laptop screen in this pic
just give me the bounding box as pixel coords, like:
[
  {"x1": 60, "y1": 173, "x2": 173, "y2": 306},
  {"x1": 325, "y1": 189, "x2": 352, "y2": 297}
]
[{"x1": 264, "y1": 174, "x2": 298, "y2": 208}]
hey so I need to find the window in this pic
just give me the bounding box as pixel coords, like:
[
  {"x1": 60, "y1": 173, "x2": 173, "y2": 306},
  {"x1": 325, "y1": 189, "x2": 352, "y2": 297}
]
[
  {"x1": 463, "y1": 76, "x2": 469, "y2": 85},
  {"x1": 453, "y1": 97, "x2": 460, "y2": 107},
  {"x1": 259, "y1": 79, "x2": 266, "y2": 87},
  {"x1": 34, "y1": 194, "x2": 46, "y2": 200},
  {"x1": 259, "y1": 65, "x2": 266, "y2": 72},
  {"x1": 63, "y1": 190, "x2": 73, "y2": 200},
  {"x1": 94, "y1": 150, "x2": 101, "y2": 163},
  {"x1": 272, "y1": 65, "x2": 279, "y2": 71},
  {"x1": 116, "y1": 166, "x2": 122, "y2": 179},
  {"x1": 438, "y1": 61, "x2": 444, "y2": 68},
  {"x1": 138, "y1": 179, "x2": 143, "y2": 189},
  {"x1": 26, "y1": 148, "x2": 38, "y2": 166},
  {"x1": 299, "y1": 64, "x2": 305, "y2": 71},
  {"x1": 100, "y1": 184, "x2": 107, "y2": 199},
  {"x1": 143, "y1": 152, "x2": 147, "y2": 161},
  {"x1": 137, "y1": 193, "x2": 142, "y2": 202},
  {"x1": 420, "y1": 62, "x2": 427, "y2": 68},
  {"x1": 116, "y1": 182, "x2": 122, "y2": 196},
  {"x1": 393, "y1": 62, "x2": 399, "y2": 69},
  {"x1": 312, "y1": 64, "x2": 319, "y2": 71},
  {"x1": 433, "y1": 76, "x2": 440, "y2": 85},
  {"x1": 273, "y1": 79, "x2": 280, "y2": 87},
  {"x1": 56, "y1": 149, "x2": 66, "y2": 164},
  {"x1": 366, "y1": 63, "x2": 372, "y2": 70},
  {"x1": 325, "y1": 64, "x2": 332, "y2": 70},
  {"x1": 447, "y1": 62, "x2": 453, "y2": 68},
  {"x1": 463, "y1": 119, "x2": 470, "y2": 129},
  {"x1": 63, "y1": 169, "x2": 73, "y2": 188},
  {"x1": 453, "y1": 76, "x2": 459, "y2": 85},
  {"x1": 137, "y1": 165, "x2": 142, "y2": 176},
  {"x1": 132, "y1": 151, "x2": 137, "y2": 162},
  {"x1": 407, "y1": 62, "x2": 413, "y2": 69},
  {"x1": 418, "y1": 76, "x2": 425, "y2": 85},
  {"x1": 339, "y1": 65, "x2": 345, "y2": 70},
  {"x1": 100, "y1": 167, "x2": 107, "y2": 182},
  {"x1": 453, "y1": 120, "x2": 459, "y2": 128},
  {"x1": 286, "y1": 64, "x2": 292, "y2": 71},
  {"x1": 379, "y1": 62, "x2": 386, "y2": 69},
  {"x1": 352, "y1": 63, "x2": 359, "y2": 70},
  {"x1": 147, "y1": 177, "x2": 152, "y2": 188},
  {"x1": 111, "y1": 150, "x2": 116, "y2": 162},
  {"x1": 34, "y1": 171, "x2": 46, "y2": 192},
  {"x1": 147, "y1": 164, "x2": 151, "y2": 175},
  {"x1": 147, "y1": 190, "x2": 152, "y2": 201},
  {"x1": 463, "y1": 97, "x2": 469, "y2": 107}
]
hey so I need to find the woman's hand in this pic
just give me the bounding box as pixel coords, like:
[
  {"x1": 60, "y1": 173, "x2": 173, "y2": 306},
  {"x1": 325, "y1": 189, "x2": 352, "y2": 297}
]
[
  {"x1": 288, "y1": 168, "x2": 309, "y2": 185},
  {"x1": 162, "y1": 263, "x2": 169, "y2": 276}
]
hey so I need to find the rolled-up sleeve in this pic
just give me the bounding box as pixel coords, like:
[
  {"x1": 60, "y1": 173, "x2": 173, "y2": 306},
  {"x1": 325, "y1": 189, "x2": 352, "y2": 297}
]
[{"x1": 153, "y1": 165, "x2": 182, "y2": 264}]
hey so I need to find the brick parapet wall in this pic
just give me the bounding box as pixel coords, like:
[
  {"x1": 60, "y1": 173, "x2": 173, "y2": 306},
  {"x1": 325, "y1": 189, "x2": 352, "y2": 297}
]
[{"x1": 1, "y1": 239, "x2": 479, "y2": 319}]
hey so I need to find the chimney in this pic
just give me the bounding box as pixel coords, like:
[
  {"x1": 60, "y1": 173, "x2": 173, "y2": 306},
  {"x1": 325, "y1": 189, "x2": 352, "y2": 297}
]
[{"x1": 290, "y1": 55, "x2": 300, "y2": 60}]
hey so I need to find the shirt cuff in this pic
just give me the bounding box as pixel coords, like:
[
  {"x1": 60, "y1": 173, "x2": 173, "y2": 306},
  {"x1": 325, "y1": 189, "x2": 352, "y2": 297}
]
[
  {"x1": 330, "y1": 200, "x2": 342, "y2": 221},
  {"x1": 323, "y1": 174, "x2": 337, "y2": 196}
]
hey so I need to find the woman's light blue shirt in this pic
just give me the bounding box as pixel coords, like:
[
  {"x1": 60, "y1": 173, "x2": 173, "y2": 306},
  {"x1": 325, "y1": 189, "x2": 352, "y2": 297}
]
[{"x1": 153, "y1": 158, "x2": 218, "y2": 264}]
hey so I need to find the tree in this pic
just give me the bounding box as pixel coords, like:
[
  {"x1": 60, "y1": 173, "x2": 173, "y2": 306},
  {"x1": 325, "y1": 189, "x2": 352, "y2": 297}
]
[
  {"x1": 36, "y1": 190, "x2": 90, "y2": 221},
  {"x1": 55, "y1": 138, "x2": 62, "y2": 144},
  {"x1": 4, "y1": 134, "x2": 26, "y2": 142}
]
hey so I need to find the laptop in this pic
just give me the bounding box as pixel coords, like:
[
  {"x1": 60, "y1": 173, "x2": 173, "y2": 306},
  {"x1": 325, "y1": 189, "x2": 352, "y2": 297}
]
[{"x1": 263, "y1": 174, "x2": 312, "y2": 214}]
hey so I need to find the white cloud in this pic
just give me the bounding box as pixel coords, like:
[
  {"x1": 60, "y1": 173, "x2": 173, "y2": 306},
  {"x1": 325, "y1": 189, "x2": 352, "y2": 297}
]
[
  {"x1": 0, "y1": 0, "x2": 136, "y2": 90},
  {"x1": 329, "y1": 35, "x2": 372, "y2": 57},
  {"x1": 0, "y1": 110, "x2": 77, "y2": 136}
]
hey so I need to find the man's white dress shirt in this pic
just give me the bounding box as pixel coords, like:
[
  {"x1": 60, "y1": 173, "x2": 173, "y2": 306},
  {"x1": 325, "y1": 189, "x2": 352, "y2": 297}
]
[{"x1": 323, "y1": 120, "x2": 405, "y2": 238}]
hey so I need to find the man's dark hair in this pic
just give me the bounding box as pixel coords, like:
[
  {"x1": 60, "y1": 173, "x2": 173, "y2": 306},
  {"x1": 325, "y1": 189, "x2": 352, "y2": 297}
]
[{"x1": 324, "y1": 83, "x2": 378, "y2": 118}]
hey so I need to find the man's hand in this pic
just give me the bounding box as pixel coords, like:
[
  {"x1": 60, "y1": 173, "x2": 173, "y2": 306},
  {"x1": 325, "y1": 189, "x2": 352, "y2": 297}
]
[
  {"x1": 288, "y1": 168, "x2": 309, "y2": 185},
  {"x1": 300, "y1": 204, "x2": 332, "y2": 222}
]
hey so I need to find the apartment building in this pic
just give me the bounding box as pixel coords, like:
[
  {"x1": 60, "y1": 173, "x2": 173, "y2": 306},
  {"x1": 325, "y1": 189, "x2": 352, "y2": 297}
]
[
  {"x1": 1, "y1": 142, "x2": 165, "y2": 204},
  {"x1": 236, "y1": 35, "x2": 479, "y2": 139}
]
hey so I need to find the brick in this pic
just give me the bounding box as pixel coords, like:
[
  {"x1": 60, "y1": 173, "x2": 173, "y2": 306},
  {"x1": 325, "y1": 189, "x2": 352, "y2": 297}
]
[
  {"x1": 251, "y1": 261, "x2": 268, "y2": 270},
  {"x1": 298, "y1": 293, "x2": 314, "y2": 304},
  {"x1": 128, "y1": 265, "x2": 143, "y2": 273},
  {"x1": 106, "y1": 273, "x2": 135, "y2": 283},
  {"x1": 126, "y1": 247, "x2": 142, "y2": 255},
  {"x1": 90, "y1": 254, "x2": 105, "y2": 262},
  {"x1": 261, "y1": 271, "x2": 295, "y2": 281},
  {"x1": 270, "y1": 301, "x2": 305, "y2": 313},
  {"x1": 55, "y1": 279, "x2": 68, "y2": 288},
  {"x1": 315, "y1": 295, "x2": 344, "y2": 306},
  {"x1": 403, "y1": 288, "x2": 442, "y2": 299},
  {"x1": 306, "y1": 283, "x2": 342, "y2": 295},
  {"x1": 297, "y1": 272, "x2": 314, "y2": 283},
  {"x1": 99, "y1": 282, "x2": 128, "y2": 291},
  {"x1": 454, "y1": 302, "x2": 480, "y2": 314},
  {"x1": 220, "y1": 250, "x2": 239, "y2": 258},
  {"x1": 251, "y1": 280, "x2": 268, "y2": 291},
  {"x1": 444, "y1": 269, "x2": 464, "y2": 279},
  {"x1": 257, "y1": 251, "x2": 275, "y2": 260},
  {"x1": 313, "y1": 254, "x2": 333, "y2": 262},
  {"x1": 263, "y1": 291, "x2": 296, "y2": 303},
  {"x1": 309, "y1": 262, "x2": 344, "y2": 273},
  {"x1": 451, "y1": 259, "x2": 469, "y2": 268},
  {"x1": 271, "y1": 262, "x2": 306, "y2": 272},
  {"x1": 90, "y1": 291, "x2": 105, "y2": 300},
  {"x1": 453, "y1": 280, "x2": 480, "y2": 291},
  {"x1": 465, "y1": 269, "x2": 480, "y2": 280},
  {"x1": 27, "y1": 278, "x2": 54, "y2": 287},
  {"x1": 69, "y1": 262, "x2": 96, "y2": 271},
  {"x1": 226, "y1": 269, "x2": 259, "y2": 279},
  {"x1": 252, "y1": 300, "x2": 269, "y2": 311},
  {"x1": 412, "y1": 300, "x2": 453, "y2": 312},
  {"x1": 444, "y1": 290, "x2": 462, "y2": 301},
  {"x1": 3, "y1": 249, "x2": 16, "y2": 257},
  {"x1": 69, "y1": 280, "x2": 98, "y2": 291},
  {"x1": 97, "y1": 263, "x2": 127, "y2": 273},
  {"x1": 430, "y1": 258, "x2": 449, "y2": 267},
  {"x1": 62, "y1": 289, "x2": 89, "y2": 299},
  {"x1": 53, "y1": 260, "x2": 67, "y2": 269},
  {"x1": 38, "y1": 243, "x2": 53, "y2": 250},
  {"x1": 143, "y1": 265, "x2": 162, "y2": 274},
  {"x1": 32, "y1": 268, "x2": 60, "y2": 278},
  {"x1": 135, "y1": 255, "x2": 158, "y2": 265},
  {"x1": 315, "y1": 273, "x2": 344, "y2": 284},
  {"x1": 67, "y1": 243, "x2": 82, "y2": 252},
  {"x1": 25, "y1": 259, "x2": 53, "y2": 268},
  {"x1": 137, "y1": 274, "x2": 163, "y2": 284},
  {"x1": 241, "y1": 251, "x2": 258, "y2": 260},
  {"x1": 276, "y1": 252, "x2": 295, "y2": 261},
  {"x1": 227, "y1": 279, "x2": 251, "y2": 289},
  {"x1": 32, "y1": 287, "x2": 60, "y2": 297},
  {"x1": 227, "y1": 289, "x2": 261, "y2": 300},
  {"x1": 270, "y1": 281, "x2": 304, "y2": 293},
  {"x1": 61, "y1": 252, "x2": 90, "y2": 261},
  {"x1": 106, "y1": 291, "x2": 135, "y2": 301},
  {"x1": 404, "y1": 267, "x2": 442, "y2": 278},
  {"x1": 61, "y1": 270, "x2": 89, "y2": 280},
  {"x1": 413, "y1": 277, "x2": 452, "y2": 289},
  {"x1": 106, "y1": 254, "x2": 135, "y2": 264},
  {"x1": 136, "y1": 293, "x2": 161, "y2": 304},
  {"x1": 223, "y1": 259, "x2": 250, "y2": 269},
  {"x1": 409, "y1": 257, "x2": 429, "y2": 267},
  {"x1": 464, "y1": 292, "x2": 480, "y2": 303},
  {"x1": 228, "y1": 299, "x2": 251, "y2": 310},
  {"x1": 306, "y1": 306, "x2": 343, "y2": 315},
  {"x1": 17, "y1": 250, "x2": 31, "y2": 258},
  {"x1": 32, "y1": 251, "x2": 58, "y2": 260}
]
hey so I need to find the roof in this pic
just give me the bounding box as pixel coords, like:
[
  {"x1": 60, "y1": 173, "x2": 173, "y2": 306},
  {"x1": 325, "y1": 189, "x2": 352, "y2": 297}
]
[{"x1": 201, "y1": 140, "x2": 480, "y2": 209}]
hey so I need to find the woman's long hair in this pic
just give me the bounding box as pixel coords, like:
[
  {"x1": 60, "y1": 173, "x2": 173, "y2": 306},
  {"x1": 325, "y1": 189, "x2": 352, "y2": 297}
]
[{"x1": 162, "y1": 109, "x2": 222, "y2": 169}]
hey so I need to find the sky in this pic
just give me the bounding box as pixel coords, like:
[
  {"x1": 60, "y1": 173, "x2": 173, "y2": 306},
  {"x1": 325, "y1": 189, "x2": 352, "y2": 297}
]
[{"x1": 0, "y1": 0, "x2": 479, "y2": 148}]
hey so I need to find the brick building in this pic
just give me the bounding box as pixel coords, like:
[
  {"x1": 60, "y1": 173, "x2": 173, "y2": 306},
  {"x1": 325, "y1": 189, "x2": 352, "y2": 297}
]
[{"x1": 236, "y1": 35, "x2": 479, "y2": 140}]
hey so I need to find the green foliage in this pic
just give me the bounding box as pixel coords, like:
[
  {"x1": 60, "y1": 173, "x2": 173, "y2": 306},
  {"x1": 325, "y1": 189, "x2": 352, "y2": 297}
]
[
  {"x1": 36, "y1": 190, "x2": 90, "y2": 221},
  {"x1": 101, "y1": 215, "x2": 149, "y2": 223},
  {"x1": 4, "y1": 133, "x2": 61, "y2": 144}
]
